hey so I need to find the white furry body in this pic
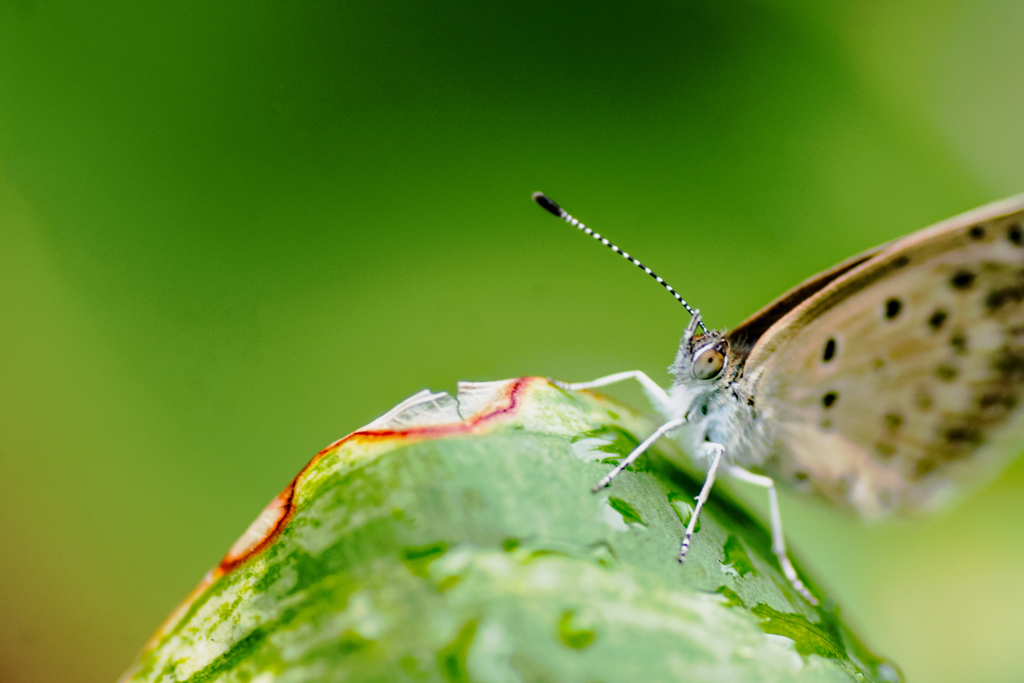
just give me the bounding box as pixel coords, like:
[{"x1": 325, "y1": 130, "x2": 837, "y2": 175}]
[{"x1": 667, "y1": 380, "x2": 772, "y2": 472}]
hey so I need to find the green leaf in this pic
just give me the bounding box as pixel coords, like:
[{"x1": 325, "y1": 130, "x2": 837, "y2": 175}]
[
  {"x1": 401, "y1": 541, "x2": 451, "y2": 578},
  {"x1": 120, "y1": 377, "x2": 901, "y2": 683},
  {"x1": 722, "y1": 534, "x2": 756, "y2": 578},
  {"x1": 607, "y1": 496, "x2": 647, "y2": 526},
  {"x1": 557, "y1": 610, "x2": 597, "y2": 650},
  {"x1": 668, "y1": 491, "x2": 701, "y2": 533},
  {"x1": 752, "y1": 604, "x2": 846, "y2": 660}
]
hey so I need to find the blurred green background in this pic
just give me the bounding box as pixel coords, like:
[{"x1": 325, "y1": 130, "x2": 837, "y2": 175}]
[{"x1": 2, "y1": 1, "x2": 1023, "y2": 682}]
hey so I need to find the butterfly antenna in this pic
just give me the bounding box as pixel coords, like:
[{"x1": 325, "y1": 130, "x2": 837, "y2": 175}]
[{"x1": 532, "y1": 192, "x2": 708, "y2": 334}]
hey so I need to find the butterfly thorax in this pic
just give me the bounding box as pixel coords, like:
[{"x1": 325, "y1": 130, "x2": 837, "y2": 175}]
[{"x1": 668, "y1": 328, "x2": 772, "y2": 468}]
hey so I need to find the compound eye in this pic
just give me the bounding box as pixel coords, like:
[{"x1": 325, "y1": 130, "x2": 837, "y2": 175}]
[{"x1": 692, "y1": 345, "x2": 725, "y2": 380}]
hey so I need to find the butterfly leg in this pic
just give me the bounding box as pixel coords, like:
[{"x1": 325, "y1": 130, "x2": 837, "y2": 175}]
[
  {"x1": 552, "y1": 370, "x2": 674, "y2": 415},
  {"x1": 677, "y1": 442, "x2": 724, "y2": 563},
  {"x1": 727, "y1": 466, "x2": 818, "y2": 606},
  {"x1": 591, "y1": 417, "x2": 686, "y2": 492}
]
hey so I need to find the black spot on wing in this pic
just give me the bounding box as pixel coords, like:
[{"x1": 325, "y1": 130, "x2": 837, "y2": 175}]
[
  {"x1": 822, "y1": 338, "x2": 836, "y2": 362},
  {"x1": 979, "y1": 392, "x2": 1017, "y2": 412},
  {"x1": 945, "y1": 427, "x2": 983, "y2": 447},
  {"x1": 950, "y1": 270, "x2": 975, "y2": 290},
  {"x1": 985, "y1": 285, "x2": 1024, "y2": 313},
  {"x1": 950, "y1": 332, "x2": 968, "y2": 356},
  {"x1": 993, "y1": 349, "x2": 1024, "y2": 379},
  {"x1": 928, "y1": 309, "x2": 948, "y2": 331},
  {"x1": 1009, "y1": 224, "x2": 1023, "y2": 246},
  {"x1": 884, "y1": 298, "x2": 902, "y2": 319}
]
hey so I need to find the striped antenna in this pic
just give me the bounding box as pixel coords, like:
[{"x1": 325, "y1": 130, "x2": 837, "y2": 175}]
[{"x1": 533, "y1": 192, "x2": 707, "y2": 333}]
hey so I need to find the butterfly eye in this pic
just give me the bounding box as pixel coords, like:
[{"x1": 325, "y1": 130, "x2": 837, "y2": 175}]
[{"x1": 692, "y1": 345, "x2": 726, "y2": 380}]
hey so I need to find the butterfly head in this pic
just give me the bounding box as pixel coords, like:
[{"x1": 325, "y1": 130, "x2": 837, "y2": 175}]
[
  {"x1": 669, "y1": 313, "x2": 735, "y2": 411},
  {"x1": 673, "y1": 314, "x2": 729, "y2": 377}
]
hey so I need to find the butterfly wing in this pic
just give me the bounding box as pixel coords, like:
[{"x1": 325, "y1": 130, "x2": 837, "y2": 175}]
[{"x1": 734, "y1": 195, "x2": 1024, "y2": 516}]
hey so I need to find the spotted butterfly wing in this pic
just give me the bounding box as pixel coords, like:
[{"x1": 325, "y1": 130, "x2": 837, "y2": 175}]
[{"x1": 729, "y1": 195, "x2": 1024, "y2": 516}]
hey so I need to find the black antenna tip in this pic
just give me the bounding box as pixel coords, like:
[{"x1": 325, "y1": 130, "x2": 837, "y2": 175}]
[{"x1": 532, "y1": 192, "x2": 564, "y2": 217}]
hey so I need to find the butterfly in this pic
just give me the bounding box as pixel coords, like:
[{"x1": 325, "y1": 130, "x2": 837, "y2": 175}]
[{"x1": 534, "y1": 191, "x2": 1024, "y2": 606}]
